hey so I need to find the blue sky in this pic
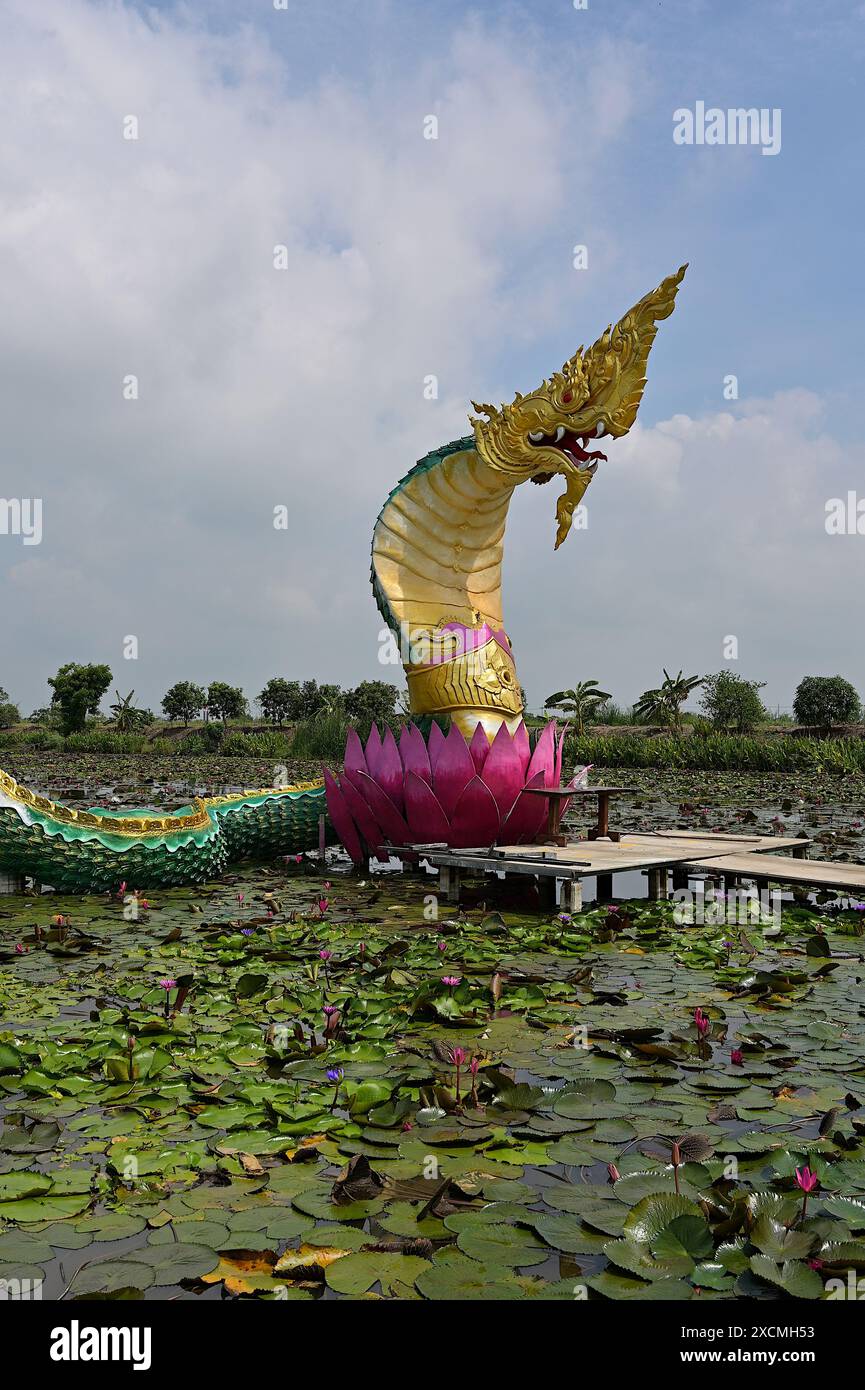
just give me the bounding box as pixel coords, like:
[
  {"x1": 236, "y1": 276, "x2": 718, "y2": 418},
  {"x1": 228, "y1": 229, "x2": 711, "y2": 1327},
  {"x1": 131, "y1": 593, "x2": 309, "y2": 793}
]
[{"x1": 0, "y1": 0, "x2": 862, "y2": 718}]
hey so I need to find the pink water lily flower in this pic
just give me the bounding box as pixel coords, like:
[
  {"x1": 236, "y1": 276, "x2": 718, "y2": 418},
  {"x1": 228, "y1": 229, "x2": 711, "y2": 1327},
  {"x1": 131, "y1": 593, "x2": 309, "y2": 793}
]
[
  {"x1": 796, "y1": 1165, "x2": 819, "y2": 1220},
  {"x1": 324, "y1": 719, "x2": 586, "y2": 861},
  {"x1": 450, "y1": 1047, "x2": 467, "y2": 1101},
  {"x1": 442, "y1": 976, "x2": 461, "y2": 987}
]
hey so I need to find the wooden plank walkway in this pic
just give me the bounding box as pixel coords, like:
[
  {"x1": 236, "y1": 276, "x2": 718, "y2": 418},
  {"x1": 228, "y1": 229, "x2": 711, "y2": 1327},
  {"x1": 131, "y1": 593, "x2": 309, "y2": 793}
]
[
  {"x1": 686, "y1": 851, "x2": 865, "y2": 896},
  {"x1": 414, "y1": 830, "x2": 830, "y2": 911}
]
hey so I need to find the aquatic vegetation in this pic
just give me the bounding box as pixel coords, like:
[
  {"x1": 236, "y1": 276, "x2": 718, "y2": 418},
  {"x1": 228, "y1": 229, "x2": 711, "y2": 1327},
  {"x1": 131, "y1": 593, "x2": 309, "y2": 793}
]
[{"x1": 2, "y1": 848, "x2": 865, "y2": 1301}]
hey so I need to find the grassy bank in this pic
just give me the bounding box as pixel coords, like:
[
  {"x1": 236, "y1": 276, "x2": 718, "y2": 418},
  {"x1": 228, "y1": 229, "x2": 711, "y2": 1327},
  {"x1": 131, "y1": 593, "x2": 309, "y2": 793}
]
[
  {"x1": 3, "y1": 720, "x2": 865, "y2": 775},
  {"x1": 567, "y1": 731, "x2": 865, "y2": 773},
  {"x1": 0, "y1": 718, "x2": 347, "y2": 761}
]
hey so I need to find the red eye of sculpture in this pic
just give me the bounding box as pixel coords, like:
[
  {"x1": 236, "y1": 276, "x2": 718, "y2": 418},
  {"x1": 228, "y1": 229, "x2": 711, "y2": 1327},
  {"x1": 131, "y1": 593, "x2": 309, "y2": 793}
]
[{"x1": 562, "y1": 390, "x2": 573, "y2": 403}]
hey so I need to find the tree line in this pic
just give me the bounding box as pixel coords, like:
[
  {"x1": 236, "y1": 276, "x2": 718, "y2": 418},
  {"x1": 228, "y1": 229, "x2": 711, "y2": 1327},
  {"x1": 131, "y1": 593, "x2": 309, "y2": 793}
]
[
  {"x1": 0, "y1": 664, "x2": 400, "y2": 736},
  {"x1": 544, "y1": 671, "x2": 863, "y2": 735},
  {"x1": 2, "y1": 664, "x2": 862, "y2": 739}
]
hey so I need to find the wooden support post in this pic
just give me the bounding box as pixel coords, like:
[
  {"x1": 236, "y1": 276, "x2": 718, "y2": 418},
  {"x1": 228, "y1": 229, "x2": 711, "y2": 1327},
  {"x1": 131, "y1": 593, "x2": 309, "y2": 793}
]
[
  {"x1": 562, "y1": 878, "x2": 583, "y2": 913},
  {"x1": 596, "y1": 872, "x2": 613, "y2": 904},
  {"x1": 672, "y1": 865, "x2": 689, "y2": 891},
  {"x1": 438, "y1": 865, "x2": 460, "y2": 903},
  {"x1": 318, "y1": 813, "x2": 327, "y2": 863},
  {"x1": 542, "y1": 875, "x2": 559, "y2": 910},
  {"x1": 0, "y1": 872, "x2": 24, "y2": 895},
  {"x1": 648, "y1": 867, "x2": 668, "y2": 901},
  {"x1": 792, "y1": 844, "x2": 808, "y2": 860}
]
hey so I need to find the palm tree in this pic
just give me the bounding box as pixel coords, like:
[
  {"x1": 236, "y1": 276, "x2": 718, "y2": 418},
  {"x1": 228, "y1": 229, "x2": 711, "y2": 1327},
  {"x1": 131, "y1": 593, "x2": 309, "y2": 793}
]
[
  {"x1": 634, "y1": 669, "x2": 702, "y2": 733},
  {"x1": 544, "y1": 680, "x2": 612, "y2": 736}
]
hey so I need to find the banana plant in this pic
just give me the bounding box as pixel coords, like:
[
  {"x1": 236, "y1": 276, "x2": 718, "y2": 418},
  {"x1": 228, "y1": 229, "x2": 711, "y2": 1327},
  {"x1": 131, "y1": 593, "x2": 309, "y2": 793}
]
[
  {"x1": 544, "y1": 680, "x2": 611, "y2": 736},
  {"x1": 634, "y1": 669, "x2": 702, "y2": 733}
]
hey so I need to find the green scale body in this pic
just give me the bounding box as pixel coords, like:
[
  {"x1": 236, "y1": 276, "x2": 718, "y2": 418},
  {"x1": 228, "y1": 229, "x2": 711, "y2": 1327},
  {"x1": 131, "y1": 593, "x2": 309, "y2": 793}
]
[{"x1": 0, "y1": 769, "x2": 328, "y2": 892}]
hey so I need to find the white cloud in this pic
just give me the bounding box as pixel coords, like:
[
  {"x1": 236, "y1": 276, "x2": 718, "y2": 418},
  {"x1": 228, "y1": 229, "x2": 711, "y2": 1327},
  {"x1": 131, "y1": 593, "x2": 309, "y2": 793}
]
[
  {"x1": 507, "y1": 389, "x2": 863, "y2": 713},
  {"x1": 0, "y1": 0, "x2": 645, "y2": 713},
  {"x1": 0, "y1": 1, "x2": 860, "y2": 723}
]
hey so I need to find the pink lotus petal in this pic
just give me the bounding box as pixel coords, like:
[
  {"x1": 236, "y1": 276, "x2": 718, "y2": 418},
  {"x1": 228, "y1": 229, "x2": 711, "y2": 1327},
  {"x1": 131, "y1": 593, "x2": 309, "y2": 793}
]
[
  {"x1": 554, "y1": 722, "x2": 570, "y2": 787},
  {"x1": 364, "y1": 724, "x2": 383, "y2": 779},
  {"x1": 500, "y1": 769, "x2": 548, "y2": 844},
  {"x1": 427, "y1": 720, "x2": 446, "y2": 772},
  {"x1": 338, "y1": 773, "x2": 386, "y2": 858},
  {"x1": 527, "y1": 720, "x2": 557, "y2": 788},
  {"x1": 401, "y1": 723, "x2": 433, "y2": 784},
  {"x1": 404, "y1": 771, "x2": 450, "y2": 843},
  {"x1": 481, "y1": 721, "x2": 525, "y2": 820},
  {"x1": 469, "y1": 722, "x2": 490, "y2": 774},
  {"x1": 376, "y1": 725, "x2": 405, "y2": 812},
  {"x1": 344, "y1": 728, "x2": 369, "y2": 777},
  {"x1": 351, "y1": 770, "x2": 411, "y2": 847},
  {"x1": 513, "y1": 719, "x2": 531, "y2": 777},
  {"x1": 433, "y1": 724, "x2": 476, "y2": 819},
  {"x1": 449, "y1": 777, "x2": 500, "y2": 849},
  {"x1": 323, "y1": 769, "x2": 365, "y2": 865}
]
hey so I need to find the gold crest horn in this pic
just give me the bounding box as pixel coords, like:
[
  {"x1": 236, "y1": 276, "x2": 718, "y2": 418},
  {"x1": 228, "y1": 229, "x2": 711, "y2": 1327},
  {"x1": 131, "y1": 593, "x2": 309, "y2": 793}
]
[{"x1": 580, "y1": 264, "x2": 688, "y2": 435}]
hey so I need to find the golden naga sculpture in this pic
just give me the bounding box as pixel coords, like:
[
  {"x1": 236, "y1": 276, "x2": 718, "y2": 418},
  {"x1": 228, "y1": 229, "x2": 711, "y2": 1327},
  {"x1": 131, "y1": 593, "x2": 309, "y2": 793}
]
[{"x1": 371, "y1": 265, "x2": 687, "y2": 739}]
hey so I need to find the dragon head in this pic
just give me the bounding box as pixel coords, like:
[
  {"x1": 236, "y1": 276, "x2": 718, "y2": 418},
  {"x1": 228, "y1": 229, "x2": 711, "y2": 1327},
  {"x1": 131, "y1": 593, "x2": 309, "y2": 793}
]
[{"x1": 471, "y1": 264, "x2": 687, "y2": 548}]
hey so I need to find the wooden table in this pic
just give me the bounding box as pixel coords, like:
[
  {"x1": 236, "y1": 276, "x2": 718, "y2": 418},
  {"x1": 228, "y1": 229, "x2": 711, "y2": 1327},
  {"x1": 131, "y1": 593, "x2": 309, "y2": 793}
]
[
  {"x1": 523, "y1": 787, "x2": 579, "y2": 846},
  {"x1": 562, "y1": 786, "x2": 637, "y2": 842}
]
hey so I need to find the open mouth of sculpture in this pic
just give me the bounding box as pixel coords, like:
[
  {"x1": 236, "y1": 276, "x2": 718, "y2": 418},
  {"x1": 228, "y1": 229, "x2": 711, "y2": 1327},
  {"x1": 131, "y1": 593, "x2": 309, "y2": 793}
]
[{"x1": 527, "y1": 423, "x2": 608, "y2": 475}]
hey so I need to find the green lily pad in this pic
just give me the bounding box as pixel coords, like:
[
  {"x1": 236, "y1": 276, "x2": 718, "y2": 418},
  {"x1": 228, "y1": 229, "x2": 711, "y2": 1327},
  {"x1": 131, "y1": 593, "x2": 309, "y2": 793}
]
[{"x1": 324, "y1": 1251, "x2": 431, "y2": 1296}]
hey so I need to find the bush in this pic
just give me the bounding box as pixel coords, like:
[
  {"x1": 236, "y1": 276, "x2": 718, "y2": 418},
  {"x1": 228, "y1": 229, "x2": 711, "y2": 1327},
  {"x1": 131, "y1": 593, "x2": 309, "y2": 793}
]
[
  {"x1": 699, "y1": 671, "x2": 767, "y2": 733},
  {"x1": 63, "y1": 731, "x2": 147, "y2": 754},
  {"x1": 221, "y1": 731, "x2": 292, "y2": 758},
  {"x1": 793, "y1": 676, "x2": 861, "y2": 729},
  {"x1": 592, "y1": 701, "x2": 636, "y2": 725},
  {"x1": 180, "y1": 724, "x2": 226, "y2": 754},
  {"x1": 0, "y1": 728, "x2": 63, "y2": 751},
  {"x1": 0, "y1": 702, "x2": 20, "y2": 729},
  {"x1": 290, "y1": 713, "x2": 351, "y2": 759}
]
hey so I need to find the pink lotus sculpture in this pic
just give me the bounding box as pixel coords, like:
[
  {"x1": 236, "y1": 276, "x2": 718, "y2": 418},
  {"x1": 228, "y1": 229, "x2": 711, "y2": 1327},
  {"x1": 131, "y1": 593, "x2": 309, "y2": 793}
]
[{"x1": 324, "y1": 719, "x2": 587, "y2": 864}]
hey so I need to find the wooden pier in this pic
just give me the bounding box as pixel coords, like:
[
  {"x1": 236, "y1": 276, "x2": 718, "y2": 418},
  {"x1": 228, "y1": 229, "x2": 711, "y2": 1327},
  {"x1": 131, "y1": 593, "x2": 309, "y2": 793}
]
[{"x1": 411, "y1": 829, "x2": 865, "y2": 911}]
